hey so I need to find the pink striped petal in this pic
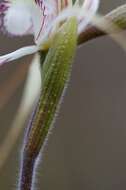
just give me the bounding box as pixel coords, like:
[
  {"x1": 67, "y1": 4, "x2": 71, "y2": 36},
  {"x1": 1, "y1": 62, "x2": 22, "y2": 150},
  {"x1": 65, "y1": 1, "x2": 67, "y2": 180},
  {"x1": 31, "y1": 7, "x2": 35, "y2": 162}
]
[{"x1": 32, "y1": 0, "x2": 57, "y2": 43}]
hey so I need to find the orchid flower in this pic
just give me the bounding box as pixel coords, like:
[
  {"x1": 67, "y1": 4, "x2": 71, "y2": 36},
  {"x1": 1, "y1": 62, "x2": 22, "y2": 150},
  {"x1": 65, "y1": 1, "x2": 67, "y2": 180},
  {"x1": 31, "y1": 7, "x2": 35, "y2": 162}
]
[
  {"x1": 0, "y1": 0, "x2": 100, "y2": 171},
  {"x1": 0, "y1": 0, "x2": 99, "y2": 65},
  {"x1": 1, "y1": 1, "x2": 126, "y2": 189}
]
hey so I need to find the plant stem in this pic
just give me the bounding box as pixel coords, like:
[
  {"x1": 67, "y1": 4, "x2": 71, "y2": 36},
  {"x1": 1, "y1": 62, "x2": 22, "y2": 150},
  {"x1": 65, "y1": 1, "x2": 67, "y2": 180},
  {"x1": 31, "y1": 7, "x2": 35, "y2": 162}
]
[
  {"x1": 18, "y1": 156, "x2": 35, "y2": 190},
  {"x1": 18, "y1": 17, "x2": 77, "y2": 190},
  {"x1": 18, "y1": 104, "x2": 40, "y2": 190},
  {"x1": 17, "y1": 4, "x2": 126, "y2": 189}
]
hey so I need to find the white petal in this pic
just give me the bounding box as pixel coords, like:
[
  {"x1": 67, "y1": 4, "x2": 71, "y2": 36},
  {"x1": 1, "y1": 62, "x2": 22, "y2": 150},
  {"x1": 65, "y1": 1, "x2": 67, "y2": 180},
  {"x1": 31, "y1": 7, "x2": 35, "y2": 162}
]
[
  {"x1": 4, "y1": 3, "x2": 33, "y2": 35},
  {"x1": 0, "y1": 54, "x2": 41, "y2": 170},
  {"x1": 0, "y1": 0, "x2": 10, "y2": 33},
  {"x1": 91, "y1": 13, "x2": 126, "y2": 52},
  {"x1": 82, "y1": 0, "x2": 99, "y2": 11},
  {"x1": 31, "y1": 0, "x2": 57, "y2": 44},
  {"x1": 30, "y1": 4, "x2": 44, "y2": 42},
  {"x1": 0, "y1": 45, "x2": 38, "y2": 65},
  {"x1": 22, "y1": 54, "x2": 41, "y2": 109},
  {"x1": 78, "y1": 0, "x2": 99, "y2": 34}
]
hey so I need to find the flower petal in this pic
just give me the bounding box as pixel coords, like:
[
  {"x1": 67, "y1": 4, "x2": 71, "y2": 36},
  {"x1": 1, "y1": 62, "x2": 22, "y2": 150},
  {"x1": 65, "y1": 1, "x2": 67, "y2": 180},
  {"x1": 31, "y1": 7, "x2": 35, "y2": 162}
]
[
  {"x1": 32, "y1": 0, "x2": 57, "y2": 43},
  {"x1": 0, "y1": 54, "x2": 41, "y2": 170},
  {"x1": 82, "y1": 0, "x2": 99, "y2": 10},
  {"x1": 35, "y1": 0, "x2": 58, "y2": 13},
  {"x1": 91, "y1": 13, "x2": 126, "y2": 52},
  {"x1": 4, "y1": 2, "x2": 34, "y2": 36},
  {"x1": 59, "y1": 0, "x2": 72, "y2": 11},
  {"x1": 0, "y1": 0, "x2": 10, "y2": 33},
  {"x1": 78, "y1": 0, "x2": 99, "y2": 33},
  {"x1": 0, "y1": 45, "x2": 38, "y2": 65},
  {"x1": 38, "y1": 0, "x2": 99, "y2": 46}
]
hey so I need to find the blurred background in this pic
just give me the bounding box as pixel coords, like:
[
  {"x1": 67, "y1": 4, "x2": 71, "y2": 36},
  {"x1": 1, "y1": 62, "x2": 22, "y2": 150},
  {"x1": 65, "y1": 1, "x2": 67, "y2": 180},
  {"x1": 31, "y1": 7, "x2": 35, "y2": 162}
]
[{"x1": 0, "y1": 0, "x2": 126, "y2": 189}]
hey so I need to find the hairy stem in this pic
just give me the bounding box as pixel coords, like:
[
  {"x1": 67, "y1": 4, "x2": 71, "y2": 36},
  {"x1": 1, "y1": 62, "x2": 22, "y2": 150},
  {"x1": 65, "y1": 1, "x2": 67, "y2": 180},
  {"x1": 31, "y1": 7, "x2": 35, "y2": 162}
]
[
  {"x1": 18, "y1": 17, "x2": 77, "y2": 190},
  {"x1": 17, "y1": 4, "x2": 126, "y2": 190},
  {"x1": 18, "y1": 156, "x2": 35, "y2": 190}
]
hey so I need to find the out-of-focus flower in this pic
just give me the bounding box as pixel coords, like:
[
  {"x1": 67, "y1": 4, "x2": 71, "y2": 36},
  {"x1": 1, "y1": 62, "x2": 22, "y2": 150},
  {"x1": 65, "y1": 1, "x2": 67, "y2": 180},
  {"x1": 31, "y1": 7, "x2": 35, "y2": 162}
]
[{"x1": 0, "y1": 0, "x2": 99, "y2": 64}]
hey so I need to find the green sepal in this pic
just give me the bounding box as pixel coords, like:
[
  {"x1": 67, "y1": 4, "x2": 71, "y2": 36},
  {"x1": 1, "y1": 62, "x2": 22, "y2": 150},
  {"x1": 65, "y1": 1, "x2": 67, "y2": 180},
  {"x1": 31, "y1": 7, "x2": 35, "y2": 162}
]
[{"x1": 25, "y1": 17, "x2": 77, "y2": 156}]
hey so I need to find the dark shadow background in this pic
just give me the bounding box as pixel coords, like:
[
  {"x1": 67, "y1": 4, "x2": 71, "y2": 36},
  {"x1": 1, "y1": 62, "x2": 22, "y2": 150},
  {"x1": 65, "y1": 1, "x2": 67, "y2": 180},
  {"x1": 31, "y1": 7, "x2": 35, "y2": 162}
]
[{"x1": 0, "y1": 0, "x2": 126, "y2": 189}]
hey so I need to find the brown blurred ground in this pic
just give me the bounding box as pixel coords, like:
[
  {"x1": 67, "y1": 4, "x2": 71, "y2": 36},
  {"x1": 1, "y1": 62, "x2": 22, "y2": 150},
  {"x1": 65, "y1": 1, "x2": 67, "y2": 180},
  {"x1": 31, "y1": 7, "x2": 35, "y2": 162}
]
[{"x1": 1, "y1": 1, "x2": 126, "y2": 190}]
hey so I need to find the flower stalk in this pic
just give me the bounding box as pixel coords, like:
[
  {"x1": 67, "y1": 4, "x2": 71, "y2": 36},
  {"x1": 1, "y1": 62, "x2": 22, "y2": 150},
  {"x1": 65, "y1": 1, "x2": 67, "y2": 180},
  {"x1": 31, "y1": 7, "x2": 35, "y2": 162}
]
[{"x1": 18, "y1": 17, "x2": 77, "y2": 190}]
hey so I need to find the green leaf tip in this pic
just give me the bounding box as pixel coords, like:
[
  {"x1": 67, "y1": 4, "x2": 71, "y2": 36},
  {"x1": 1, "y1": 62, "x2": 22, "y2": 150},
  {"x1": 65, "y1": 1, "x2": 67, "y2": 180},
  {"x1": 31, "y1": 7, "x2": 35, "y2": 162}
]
[{"x1": 24, "y1": 17, "x2": 78, "y2": 157}]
